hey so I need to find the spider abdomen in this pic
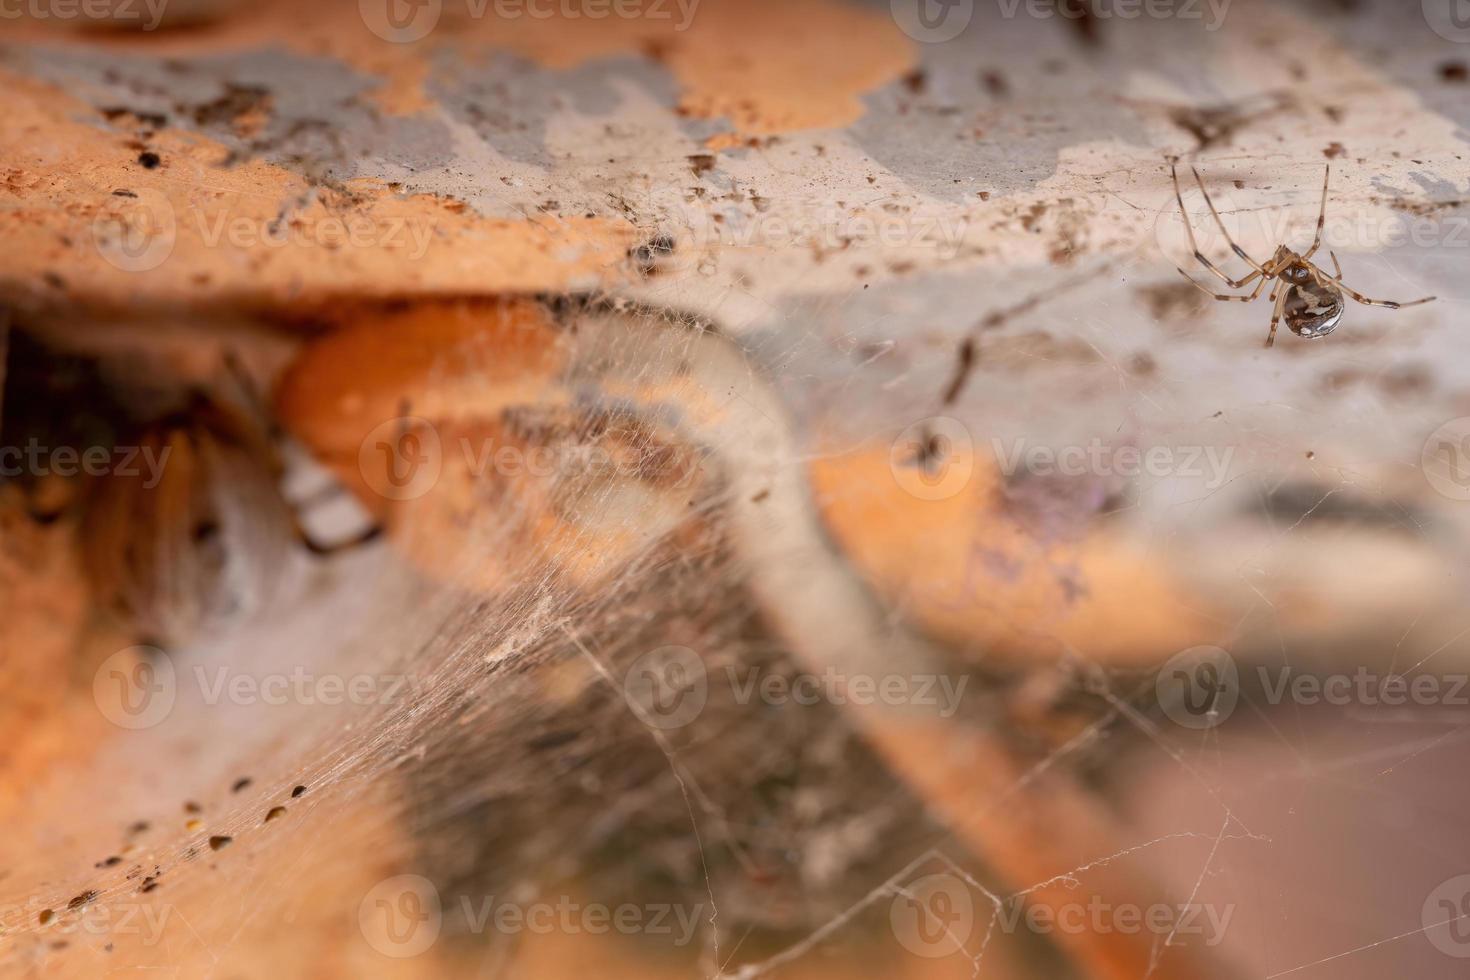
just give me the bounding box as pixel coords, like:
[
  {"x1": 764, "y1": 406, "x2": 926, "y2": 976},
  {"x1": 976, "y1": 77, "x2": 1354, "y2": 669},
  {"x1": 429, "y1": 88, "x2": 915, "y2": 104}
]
[{"x1": 1285, "y1": 281, "x2": 1345, "y2": 339}]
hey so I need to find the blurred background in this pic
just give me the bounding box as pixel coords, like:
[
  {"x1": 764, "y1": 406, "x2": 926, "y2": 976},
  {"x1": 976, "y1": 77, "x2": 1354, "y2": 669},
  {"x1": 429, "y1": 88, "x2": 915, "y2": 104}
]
[{"x1": 2, "y1": 0, "x2": 1470, "y2": 976}]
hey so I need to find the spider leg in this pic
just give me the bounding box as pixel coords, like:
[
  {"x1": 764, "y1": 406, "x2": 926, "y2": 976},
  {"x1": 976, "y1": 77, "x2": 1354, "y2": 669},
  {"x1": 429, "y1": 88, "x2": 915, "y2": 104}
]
[
  {"x1": 1335, "y1": 283, "x2": 1436, "y2": 310},
  {"x1": 1171, "y1": 161, "x2": 1259, "y2": 288},
  {"x1": 1264, "y1": 282, "x2": 1290, "y2": 347},
  {"x1": 1327, "y1": 249, "x2": 1343, "y2": 279},
  {"x1": 1301, "y1": 164, "x2": 1330, "y2": 260},
  {"x1": 1315, "y1": 254, "x2": 1436, "y2": 309},
  {"x1": 1175, "y1": 265, "x2": 1268, "y2": 302},
  {"x1": 1190, "y1": 164, "x2": 1271, "y2": 274}
]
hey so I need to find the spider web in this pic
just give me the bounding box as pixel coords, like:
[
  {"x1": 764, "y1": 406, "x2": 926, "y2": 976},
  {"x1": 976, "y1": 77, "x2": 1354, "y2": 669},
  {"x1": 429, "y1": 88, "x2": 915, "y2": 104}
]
[{"x1": 5, "y1": 2, "x2": 1470, "y2": 979}]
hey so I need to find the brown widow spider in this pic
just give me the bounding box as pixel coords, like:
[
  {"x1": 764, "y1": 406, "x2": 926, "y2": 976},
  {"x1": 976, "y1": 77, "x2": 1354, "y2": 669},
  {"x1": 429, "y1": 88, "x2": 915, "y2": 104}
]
[{"x1": 1170, "y1": 161, "x2": 1436, "y2": 347}]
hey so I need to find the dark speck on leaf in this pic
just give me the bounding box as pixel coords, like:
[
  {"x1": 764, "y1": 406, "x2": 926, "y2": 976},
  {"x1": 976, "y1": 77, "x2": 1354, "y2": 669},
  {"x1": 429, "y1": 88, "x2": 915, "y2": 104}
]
[
  {"x1": 208, "y1": 835, "x2": 233, "y2": 852},
  {"x1": 291, "y1": 785, "x2": 307, "y2": 798},
  {"x1": 137, "y1": 151, "x2": 162, "y2": 169},
  {"x1": 38, "y1": 909, "x2": 53, "y2": 926}
]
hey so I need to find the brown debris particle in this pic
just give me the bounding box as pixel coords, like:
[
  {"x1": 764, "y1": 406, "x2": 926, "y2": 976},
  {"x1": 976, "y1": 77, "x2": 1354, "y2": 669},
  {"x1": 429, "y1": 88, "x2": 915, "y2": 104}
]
[
  {"x1": 1323, "y1": 142, "x2": 1346, "y2": 159},
  {"x1": 1441, "y1": 61, "x2": 1468, "y2": 83},
  {"x1": 942, "y1": 337, "x2": 977, "y2": 406},
  {"x1": 265, "y1": 806, "x2": 287, "y2": 823},
  {"x1": 67, "y1": 891, "x2": 99, "y2": 911}
]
